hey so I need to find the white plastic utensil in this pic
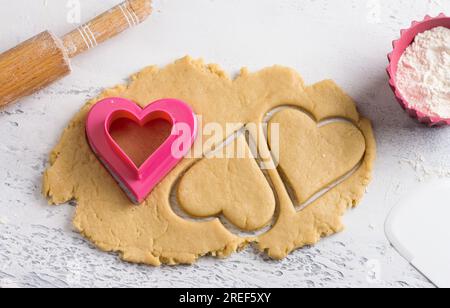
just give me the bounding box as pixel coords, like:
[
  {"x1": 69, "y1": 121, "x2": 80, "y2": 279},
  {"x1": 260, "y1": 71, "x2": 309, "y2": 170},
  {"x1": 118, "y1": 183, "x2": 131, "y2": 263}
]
[{"x1": 385, "y1": 180, "x2": 450, "y2": 288}]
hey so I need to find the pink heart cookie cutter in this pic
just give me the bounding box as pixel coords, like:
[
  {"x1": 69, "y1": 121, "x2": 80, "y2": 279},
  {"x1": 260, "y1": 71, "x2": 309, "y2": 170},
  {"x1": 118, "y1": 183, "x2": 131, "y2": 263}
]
[{"x1": 86, "y1": 97, "x2": 198, "y2": 204}]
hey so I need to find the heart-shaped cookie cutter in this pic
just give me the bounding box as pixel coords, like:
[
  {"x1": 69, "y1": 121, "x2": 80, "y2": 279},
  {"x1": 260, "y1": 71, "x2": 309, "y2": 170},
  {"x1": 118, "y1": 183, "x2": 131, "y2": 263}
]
[{"x1": 86, "y1": 97, "x2": 198, "y2": 204}]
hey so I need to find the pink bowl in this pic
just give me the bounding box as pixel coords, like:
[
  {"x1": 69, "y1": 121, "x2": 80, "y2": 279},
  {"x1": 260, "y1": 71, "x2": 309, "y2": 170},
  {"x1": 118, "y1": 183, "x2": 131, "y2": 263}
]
[{"x1": 387, "y1": 13, "x2": 450, "y2": 126}]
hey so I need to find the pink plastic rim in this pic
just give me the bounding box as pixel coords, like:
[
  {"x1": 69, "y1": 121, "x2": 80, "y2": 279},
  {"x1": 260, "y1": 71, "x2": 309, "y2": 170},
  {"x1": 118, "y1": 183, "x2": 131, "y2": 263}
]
[
  {"x1": 86, "y1": 97, "x2": 198, "y2": 204},
  {"x1": 387, "y1": 13, "x2": 450, "y2": 126}
]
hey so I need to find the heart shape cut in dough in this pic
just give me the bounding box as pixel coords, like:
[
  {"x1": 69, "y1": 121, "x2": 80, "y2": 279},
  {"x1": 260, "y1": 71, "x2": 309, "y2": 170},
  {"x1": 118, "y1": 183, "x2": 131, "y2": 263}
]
[
  {"x1": 86, "y1": 98, "x2": 197, "y2": 204},
  {"x1": 177, "y1": 135, "x2": 276, "y2": 231},
  {"x1": 269, "y1": 108, "x2": 366, "y2": 205}
]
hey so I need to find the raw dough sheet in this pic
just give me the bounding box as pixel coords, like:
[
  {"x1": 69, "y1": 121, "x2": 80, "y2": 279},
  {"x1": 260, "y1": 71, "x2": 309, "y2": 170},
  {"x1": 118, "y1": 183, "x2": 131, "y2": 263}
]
[{"x1": 43, "y1": 57, "x2": 376, "y2": 266}]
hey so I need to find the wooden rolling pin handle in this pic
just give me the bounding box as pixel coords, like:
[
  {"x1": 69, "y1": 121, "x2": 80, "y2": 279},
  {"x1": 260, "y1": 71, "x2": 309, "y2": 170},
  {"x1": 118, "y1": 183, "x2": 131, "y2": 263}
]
[
  {"x1": 0, "y1": 0, "x2": 151, "y2": 107},
  {"x1": 0, "y1": 31, "x2": 72, "y2": 107},
  {"x1": 62, "y1": 0, "x2": 152, "y2": 58}
]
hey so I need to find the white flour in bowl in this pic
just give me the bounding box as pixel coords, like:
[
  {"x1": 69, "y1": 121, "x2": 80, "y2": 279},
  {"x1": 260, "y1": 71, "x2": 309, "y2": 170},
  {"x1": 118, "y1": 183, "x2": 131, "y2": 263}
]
[{"x1": 396, "y1": 27, "x2": 450, "y2": 118}]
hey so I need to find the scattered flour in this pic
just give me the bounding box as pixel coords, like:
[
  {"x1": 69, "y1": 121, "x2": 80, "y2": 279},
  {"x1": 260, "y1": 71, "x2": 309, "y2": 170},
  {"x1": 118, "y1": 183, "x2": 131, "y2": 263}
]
[
  {"x1": 399, "y1": 153, "x2": 450, "y2": 181},
  {"x1": 0, "y1": 278, "x2": 20, "y2": 288},
  {"x1": 396, "y1": 27, "x2": 450, "y2": 118},
  {"x1": 0, "y1": 216, "x2": 8, "y2": 225}
]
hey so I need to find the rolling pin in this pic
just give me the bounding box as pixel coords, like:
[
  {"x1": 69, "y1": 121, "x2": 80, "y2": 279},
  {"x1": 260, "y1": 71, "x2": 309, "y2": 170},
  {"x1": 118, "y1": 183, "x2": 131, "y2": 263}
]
[{"x1": 0, "y1": 0, "x2": 152, "y2": 107}]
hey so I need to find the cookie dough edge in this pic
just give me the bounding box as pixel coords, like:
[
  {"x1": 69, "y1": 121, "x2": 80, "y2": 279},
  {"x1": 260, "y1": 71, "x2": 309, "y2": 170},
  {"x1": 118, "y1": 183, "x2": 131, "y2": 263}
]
[{"x1": 256, "y1": 116, "x2": 376, "y2": 260}]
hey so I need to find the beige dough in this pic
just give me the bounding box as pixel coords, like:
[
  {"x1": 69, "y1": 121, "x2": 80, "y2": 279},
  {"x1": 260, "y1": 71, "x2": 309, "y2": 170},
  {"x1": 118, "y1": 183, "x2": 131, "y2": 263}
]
[
  {"x1": 269, "y1": 109, "x2": 366, "y2": 204},
  {"x1": 178, "y1": 135, "x2": 276, "y2": 231},
  {"x1": 43, "y1": 57, "x2": 376, "y2": 266}
]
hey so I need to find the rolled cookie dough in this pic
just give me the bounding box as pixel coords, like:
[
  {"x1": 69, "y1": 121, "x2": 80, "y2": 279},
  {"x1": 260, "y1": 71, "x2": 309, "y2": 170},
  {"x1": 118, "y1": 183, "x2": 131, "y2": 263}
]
[
  {"x1": 269, "y1": 108, "x2": 366, "y2": 204},
  {"x1": 178, "y1": 135, "x2": 276, "y2": 232},
  {"x1": 43, "y1": 57, "x2": 376, "y2": 266}
]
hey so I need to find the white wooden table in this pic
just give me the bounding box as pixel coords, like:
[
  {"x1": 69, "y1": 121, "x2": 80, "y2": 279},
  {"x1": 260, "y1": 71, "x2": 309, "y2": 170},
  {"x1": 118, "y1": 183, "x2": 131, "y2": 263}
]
[{"x1": 1, "y1": 0, "x2": 449, "y2": 288}]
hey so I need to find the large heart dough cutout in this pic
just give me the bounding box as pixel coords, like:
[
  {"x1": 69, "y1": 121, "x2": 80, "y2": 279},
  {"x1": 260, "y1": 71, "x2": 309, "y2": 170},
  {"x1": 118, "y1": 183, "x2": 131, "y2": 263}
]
[
  {"x1": 177, "y1": 135, "x2": 276, "y2": 231},
  {"x1": 269, "y1": 108, "x2": 366, "y2": 204}
]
